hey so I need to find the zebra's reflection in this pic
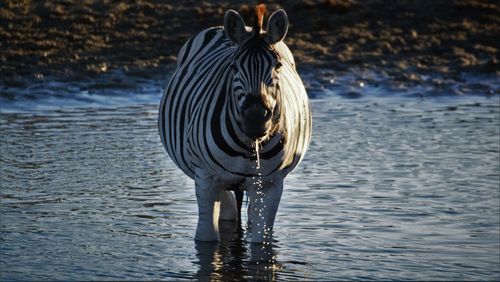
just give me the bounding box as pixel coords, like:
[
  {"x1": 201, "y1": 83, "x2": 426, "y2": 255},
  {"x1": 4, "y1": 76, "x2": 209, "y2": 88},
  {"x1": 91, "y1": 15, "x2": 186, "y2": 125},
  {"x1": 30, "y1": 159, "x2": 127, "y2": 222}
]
[{"x1": 194, "y1": 220, "x2": 282, "y2": 281}]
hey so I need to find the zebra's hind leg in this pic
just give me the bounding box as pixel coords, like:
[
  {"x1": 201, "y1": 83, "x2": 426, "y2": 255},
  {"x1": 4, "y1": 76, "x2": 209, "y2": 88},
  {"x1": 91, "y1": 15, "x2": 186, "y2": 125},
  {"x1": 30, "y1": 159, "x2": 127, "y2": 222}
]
[
  {"x1": 234, "y1": 190, "x2": 243, "y2": 225},
  {"x1": 219, "y1": 190, "x2": 238, "y2": 221},
  {"x1": 221, "y1": 182, "x2": 244, "y2": 225}
]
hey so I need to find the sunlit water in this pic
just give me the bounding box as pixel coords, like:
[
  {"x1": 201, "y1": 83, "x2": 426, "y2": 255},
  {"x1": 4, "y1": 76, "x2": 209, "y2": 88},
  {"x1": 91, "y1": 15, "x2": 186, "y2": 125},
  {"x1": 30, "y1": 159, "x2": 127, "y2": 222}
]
[{"x1": 1, "y1": 70, "x2": 499, "y2": 280}]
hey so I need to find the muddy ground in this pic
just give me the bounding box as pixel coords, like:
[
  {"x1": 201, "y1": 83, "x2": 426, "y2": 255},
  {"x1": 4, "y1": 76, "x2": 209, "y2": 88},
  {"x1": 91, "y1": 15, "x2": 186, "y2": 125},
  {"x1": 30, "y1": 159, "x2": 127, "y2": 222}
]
[{"x1": 0, "y1": 0, "x2": 498, "y2": 88}]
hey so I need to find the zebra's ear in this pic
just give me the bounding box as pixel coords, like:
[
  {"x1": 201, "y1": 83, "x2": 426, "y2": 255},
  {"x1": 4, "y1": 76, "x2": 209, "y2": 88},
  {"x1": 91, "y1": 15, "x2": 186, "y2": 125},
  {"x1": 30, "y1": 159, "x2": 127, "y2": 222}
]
[
  {"x1": 266, "y1": 9, "x2": 289, "y2": 44},
  {"x1": 224, "y1": 9, "x2": 247, "y2": 44}
]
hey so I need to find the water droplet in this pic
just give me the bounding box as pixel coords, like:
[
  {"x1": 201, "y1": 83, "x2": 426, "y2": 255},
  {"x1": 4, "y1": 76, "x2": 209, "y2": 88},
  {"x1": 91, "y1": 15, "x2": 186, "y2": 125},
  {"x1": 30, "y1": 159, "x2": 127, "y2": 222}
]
[{"x1": 100, "y1": 63, "x2": 108, "y2": 72}]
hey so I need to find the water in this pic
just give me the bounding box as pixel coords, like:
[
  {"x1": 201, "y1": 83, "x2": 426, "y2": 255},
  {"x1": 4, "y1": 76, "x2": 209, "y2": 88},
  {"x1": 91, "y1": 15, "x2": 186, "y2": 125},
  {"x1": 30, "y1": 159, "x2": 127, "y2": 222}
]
[{"x1": 1, "y1": 70, "x2": 499, "y2": 280}]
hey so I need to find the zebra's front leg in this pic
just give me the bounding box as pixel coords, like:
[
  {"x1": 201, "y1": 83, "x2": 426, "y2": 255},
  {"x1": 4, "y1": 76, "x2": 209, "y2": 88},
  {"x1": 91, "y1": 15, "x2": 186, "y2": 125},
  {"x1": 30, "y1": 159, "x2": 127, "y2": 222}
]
[
  {"x1": 245, "y1": 177, "x2": 284, "y2": 243},
  {"x1": 194, "y1": 172, "x2": 221, "y2": 242}
]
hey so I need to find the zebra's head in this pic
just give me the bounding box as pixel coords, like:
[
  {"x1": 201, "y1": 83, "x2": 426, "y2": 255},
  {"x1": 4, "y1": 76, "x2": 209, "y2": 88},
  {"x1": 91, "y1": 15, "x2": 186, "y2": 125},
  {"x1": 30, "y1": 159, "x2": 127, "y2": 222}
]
[{"x1": 224, "y1": 5, "x2": 289, "y2": 140}]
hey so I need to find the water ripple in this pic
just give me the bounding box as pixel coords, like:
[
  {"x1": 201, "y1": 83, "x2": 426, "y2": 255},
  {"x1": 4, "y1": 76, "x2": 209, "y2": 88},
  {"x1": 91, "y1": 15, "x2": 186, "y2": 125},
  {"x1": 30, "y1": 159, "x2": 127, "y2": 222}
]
[{"x1": 1, "y1": 89, "x2": 499, "y2": 280}]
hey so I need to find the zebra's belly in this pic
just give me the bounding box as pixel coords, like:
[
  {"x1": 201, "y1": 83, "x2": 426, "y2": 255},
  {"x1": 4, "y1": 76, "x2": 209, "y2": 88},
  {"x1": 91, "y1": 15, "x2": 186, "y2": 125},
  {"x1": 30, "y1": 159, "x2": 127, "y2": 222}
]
[{"x1": 186, "y1": 138, "x2": 288, "y2": 181}]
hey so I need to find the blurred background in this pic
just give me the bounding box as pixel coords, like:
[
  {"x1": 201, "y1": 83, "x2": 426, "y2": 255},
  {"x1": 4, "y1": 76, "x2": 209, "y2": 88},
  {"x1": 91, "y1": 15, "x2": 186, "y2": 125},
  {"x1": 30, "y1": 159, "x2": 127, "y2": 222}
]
[{"x1": 1, "y1": 0, "x2": 498, "y2": 84}]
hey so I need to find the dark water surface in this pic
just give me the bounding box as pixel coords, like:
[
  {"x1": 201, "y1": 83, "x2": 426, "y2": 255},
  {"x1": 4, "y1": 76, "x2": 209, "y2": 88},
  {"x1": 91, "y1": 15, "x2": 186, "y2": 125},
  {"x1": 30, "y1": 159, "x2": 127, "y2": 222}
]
[{"x1": 1, "y1": 71, "x2": 499, "y2": 280}]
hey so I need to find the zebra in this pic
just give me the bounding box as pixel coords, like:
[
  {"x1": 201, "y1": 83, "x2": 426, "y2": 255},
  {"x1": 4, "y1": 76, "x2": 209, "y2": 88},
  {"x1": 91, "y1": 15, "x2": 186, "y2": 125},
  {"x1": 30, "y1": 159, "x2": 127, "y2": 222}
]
[{"x1": 158, "y1": 4, "x2": 311, "y2": 243}]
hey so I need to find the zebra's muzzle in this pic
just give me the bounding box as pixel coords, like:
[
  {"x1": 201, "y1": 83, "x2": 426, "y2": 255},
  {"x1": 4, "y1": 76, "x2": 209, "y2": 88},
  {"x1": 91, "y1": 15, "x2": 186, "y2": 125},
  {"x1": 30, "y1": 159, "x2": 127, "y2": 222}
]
[
  {"x1": 242, "y1": 122, "x2": 270, "y2": 139},
  {"x1": 241, "y1": 97, "x2": 273, "y2": 139}
]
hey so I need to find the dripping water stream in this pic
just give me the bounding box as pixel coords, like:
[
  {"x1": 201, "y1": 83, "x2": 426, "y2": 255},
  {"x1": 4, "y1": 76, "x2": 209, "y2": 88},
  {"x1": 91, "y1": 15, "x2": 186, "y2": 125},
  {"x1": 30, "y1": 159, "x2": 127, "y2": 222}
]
[
  {"x1": 251, "y1": 140, "x2": 274, "y2": 247},
  {"x1": 254, "y1": 140, "x2": 261, "y2": 170}
]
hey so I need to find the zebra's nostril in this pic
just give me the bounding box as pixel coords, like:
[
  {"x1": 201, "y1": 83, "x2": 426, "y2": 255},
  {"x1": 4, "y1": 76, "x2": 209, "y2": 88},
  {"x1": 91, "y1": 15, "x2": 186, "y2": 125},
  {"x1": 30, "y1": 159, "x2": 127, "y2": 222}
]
[
  {"x1": 244, "y1": 106, "x2": 271, "y2": 121},
  {"x1": 262, "y1": 108, "x2": 269, "y2": 118},
  {"x1": 264, "y1": 108, "x2": 272, "y2": 120}
]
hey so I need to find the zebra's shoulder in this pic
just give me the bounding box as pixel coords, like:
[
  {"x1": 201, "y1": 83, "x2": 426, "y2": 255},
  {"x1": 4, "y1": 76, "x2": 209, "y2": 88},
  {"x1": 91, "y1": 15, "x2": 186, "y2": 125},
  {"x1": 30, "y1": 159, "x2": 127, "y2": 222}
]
[{"x1": 177, "y1": 27, "x2": 231, "y2": 67}]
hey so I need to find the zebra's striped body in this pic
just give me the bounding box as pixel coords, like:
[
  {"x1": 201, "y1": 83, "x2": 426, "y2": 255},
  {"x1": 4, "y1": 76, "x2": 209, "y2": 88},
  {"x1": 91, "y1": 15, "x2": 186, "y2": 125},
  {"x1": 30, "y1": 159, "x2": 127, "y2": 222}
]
[{"x1": 158, "y1": 6, "x2": 311, "y2": 242}]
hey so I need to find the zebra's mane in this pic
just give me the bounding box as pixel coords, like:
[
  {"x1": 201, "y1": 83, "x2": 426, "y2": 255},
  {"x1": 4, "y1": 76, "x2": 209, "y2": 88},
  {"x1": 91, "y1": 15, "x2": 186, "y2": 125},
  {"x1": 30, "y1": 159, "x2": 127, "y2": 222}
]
[{"x1": 253, "y1": 4, "x2": 266, "y2": 38}]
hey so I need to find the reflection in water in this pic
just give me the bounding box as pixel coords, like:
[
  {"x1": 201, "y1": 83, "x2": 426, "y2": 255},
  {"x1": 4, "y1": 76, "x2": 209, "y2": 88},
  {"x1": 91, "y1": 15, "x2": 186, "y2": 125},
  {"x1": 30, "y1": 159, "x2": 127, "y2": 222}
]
[{"x1": 195, "y1": 220, "x2": 281, "y2": 281}]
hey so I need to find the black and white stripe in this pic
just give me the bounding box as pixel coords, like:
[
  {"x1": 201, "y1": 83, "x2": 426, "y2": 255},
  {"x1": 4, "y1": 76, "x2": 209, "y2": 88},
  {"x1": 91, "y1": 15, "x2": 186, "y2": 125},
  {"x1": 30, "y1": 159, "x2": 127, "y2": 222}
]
[{"x1": 158, "y1": 7, "x2": 311, "y2": 242}]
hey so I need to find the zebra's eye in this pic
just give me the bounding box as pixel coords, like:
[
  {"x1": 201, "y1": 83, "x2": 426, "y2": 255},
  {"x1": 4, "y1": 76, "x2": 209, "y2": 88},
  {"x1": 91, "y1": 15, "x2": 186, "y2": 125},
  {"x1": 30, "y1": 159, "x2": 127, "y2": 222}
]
[
  {"x1": 275, "y1": 62, "x2": 283, "y2": 70},
  {"x1": 231, "y1": 64, "x2": 238, "y2": 72}
]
